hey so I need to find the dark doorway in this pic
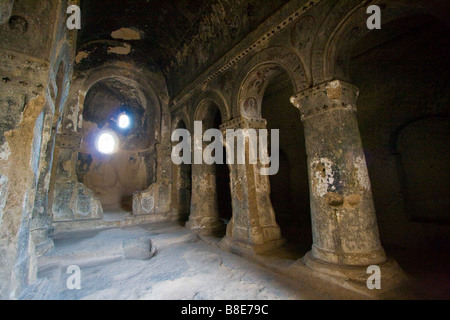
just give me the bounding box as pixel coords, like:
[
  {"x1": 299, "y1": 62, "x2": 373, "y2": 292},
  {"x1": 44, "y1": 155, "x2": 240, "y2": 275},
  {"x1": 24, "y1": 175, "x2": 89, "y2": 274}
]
[
  {"x1": 261, "y1": 71, "x2": 312, "y2": 254},
  {"x1": 172, "y1": 120, "x2": 192, "y2": 225},
  {"x1": 213, "y1": 111, "x2": 232, "y2": 225}
]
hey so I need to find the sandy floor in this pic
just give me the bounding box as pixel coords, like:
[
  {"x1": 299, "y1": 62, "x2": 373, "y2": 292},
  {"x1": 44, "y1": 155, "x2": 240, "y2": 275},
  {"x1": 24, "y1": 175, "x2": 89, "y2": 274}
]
[{"x1": 24, "y1": 222, "x2": 333, "y2": 300}]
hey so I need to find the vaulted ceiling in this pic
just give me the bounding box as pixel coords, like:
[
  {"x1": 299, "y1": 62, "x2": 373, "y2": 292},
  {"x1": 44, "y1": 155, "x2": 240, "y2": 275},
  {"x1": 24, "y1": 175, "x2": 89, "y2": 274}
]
[{"x1": 78, "y1": 0, "x2": 290, "y2": 97}]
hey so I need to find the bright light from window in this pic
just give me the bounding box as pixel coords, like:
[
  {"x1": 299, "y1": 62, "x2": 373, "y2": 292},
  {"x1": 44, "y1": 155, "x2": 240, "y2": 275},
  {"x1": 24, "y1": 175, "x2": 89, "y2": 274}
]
[
  {"x1": 118, "y1": 114, "x2": 130, "y2": 129},
  {"x1": 96, "y1": 131, "x2": 117, "y2": 154}
]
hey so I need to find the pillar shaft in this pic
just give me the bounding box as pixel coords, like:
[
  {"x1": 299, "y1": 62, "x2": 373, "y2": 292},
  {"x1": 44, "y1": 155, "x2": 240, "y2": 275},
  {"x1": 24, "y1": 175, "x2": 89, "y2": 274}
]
[
  {"x1": 291, "y1": 80, "x2": 386, "y2": 266},
  {"x1": 186, "y1": 160, "x2": 223, "y2": 234},
  {"x1": 220, "y1": 117, "x2": 283, "y2": 253}
]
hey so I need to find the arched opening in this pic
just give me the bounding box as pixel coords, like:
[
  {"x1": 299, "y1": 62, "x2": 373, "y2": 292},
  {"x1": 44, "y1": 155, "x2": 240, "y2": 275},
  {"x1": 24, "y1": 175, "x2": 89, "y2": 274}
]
[
  {"x1": 349, "y1": 14, "x2": 450, "y2": 288},
  {"x1": 213, "y1": 109, "x2": 232, "y2": 225},
  {"x1": 396, "y1": 118, "x2": 450, "y2": 223},
  {"x1": 261, "y1": 70, "x2": 312, "y2": 255},
  {"x1": 78, "y1": 77, "x2": 157, "y2": 217},
  {"x1": 172, "y1": 120, "x2": 192, "y2": 225},
  {"x1": 188, "y1": 100, "x2": 231, "y2": 237}
]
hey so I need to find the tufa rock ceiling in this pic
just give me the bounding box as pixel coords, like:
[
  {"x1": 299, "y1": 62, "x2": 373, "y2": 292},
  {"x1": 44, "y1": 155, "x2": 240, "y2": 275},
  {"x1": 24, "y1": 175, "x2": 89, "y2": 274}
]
[{"x1": 78, "y1": 0, "x2": 290, "y2": 97}]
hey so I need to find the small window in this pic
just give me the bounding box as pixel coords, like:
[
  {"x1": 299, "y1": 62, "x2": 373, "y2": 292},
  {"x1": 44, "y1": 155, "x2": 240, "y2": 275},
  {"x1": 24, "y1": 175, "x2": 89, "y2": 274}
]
[
  {"x1": 118, "y1": 114, "x2": 130, "y2": 129},
  {"x1": 96, "y1": 131, "x2": 118, "y2": 154}
]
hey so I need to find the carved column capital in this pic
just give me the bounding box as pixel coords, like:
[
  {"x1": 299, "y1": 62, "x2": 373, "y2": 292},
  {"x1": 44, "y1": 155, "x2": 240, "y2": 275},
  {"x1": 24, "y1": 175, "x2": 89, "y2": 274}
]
[
  {"x1": 290, "y1": 80, "x2": 359, "y2": 121},
  {"x1": 219, "y1": 116, "x2": 267, "y2": 133}
]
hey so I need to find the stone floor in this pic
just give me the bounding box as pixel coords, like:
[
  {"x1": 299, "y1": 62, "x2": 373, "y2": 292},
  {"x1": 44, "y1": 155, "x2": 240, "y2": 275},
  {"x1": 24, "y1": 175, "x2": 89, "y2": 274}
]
[
  {"x1": 19, "y1": 222, "x2": 353, "y2": 300},
  {"x1": 19, "y1": 220, "x2": 447, "y2": 300}
]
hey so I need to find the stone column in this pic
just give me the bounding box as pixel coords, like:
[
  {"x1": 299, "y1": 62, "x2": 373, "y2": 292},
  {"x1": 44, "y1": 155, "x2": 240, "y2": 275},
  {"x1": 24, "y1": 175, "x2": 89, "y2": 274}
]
[
  {"x1": 132, "y1": 144, "x2": 173, "y2": 217},
  {"x1": 51, "y1": 129, "x2": 102, "y2": 222},
  {"x1": 186, "y1": 141, "x2": 224, "y2": 236},
  {"x1": 219, "y1": 117, "x2": 283, "y2": 254},
  {"x1": 50, "y1": 91, "x2": 103, "y2": 225},
  {"x1": 290, "y1": 80, "x2": 386, "y2": 267}
]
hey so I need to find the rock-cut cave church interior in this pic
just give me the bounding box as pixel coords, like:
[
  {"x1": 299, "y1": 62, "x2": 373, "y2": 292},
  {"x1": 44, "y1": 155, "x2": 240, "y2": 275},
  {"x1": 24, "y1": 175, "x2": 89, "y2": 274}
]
[{"x1": 0, "y1": 0, "x2": 449, "y2": 300}]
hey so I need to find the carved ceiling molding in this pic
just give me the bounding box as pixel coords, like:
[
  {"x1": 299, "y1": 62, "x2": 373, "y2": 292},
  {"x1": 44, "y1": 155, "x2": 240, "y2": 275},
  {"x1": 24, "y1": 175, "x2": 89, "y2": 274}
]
[{"x1": 171, "y1": 0, "x2": 323, "y2": 111}]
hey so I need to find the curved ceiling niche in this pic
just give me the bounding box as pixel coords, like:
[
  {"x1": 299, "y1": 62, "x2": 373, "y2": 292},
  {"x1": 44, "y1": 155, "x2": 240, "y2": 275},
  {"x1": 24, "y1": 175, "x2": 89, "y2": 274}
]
[{"x1": 83, "y1": 77, "x2": 154, "y2": 151}]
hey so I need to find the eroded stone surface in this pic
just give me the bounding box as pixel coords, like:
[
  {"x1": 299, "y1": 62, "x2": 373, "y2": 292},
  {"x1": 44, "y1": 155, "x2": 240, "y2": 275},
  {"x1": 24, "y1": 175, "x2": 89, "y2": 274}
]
[
  {"x1": 31, "y1": 224, "x2": 337, "y2": 300},
  {"x1": 0, "y1": 0, "x2": 449, "y2": 300},
  {"x1": 122, "y1": 237, "x2": 155, "y2": 260}
]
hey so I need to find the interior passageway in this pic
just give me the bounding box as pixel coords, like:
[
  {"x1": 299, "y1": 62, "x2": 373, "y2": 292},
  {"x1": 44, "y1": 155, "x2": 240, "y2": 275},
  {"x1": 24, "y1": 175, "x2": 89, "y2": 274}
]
[{"x1": 1, "y1": 0, "x2": 449, "y2": 301}]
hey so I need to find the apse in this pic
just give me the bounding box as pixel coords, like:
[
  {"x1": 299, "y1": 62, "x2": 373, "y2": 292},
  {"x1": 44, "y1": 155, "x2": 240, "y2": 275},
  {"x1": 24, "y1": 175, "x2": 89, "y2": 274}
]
[{"x1": 77, "y1": 77, "x2": 156, "y2": 213}]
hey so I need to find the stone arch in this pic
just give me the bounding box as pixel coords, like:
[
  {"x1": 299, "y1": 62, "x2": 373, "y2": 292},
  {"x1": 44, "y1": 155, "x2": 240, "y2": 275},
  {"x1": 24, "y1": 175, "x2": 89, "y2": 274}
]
[
  {"x1": 80, "y1": 64, "x2": 167, "y2": 145},
  {"x1": 191, "y1": 90, "x2": 230, "y2": 124},
  {"x1": 233, "y1": 46, "x2": 308, "y2": 118},
  {"x1": 186, "y1": 91, "x2": 230, "y2": 236},
  {"x1": 172, "y1": 108, "x2": 191, "y2": 133},
  {"x1": 55, "y1": 63, "x2": 173, "y2": 217},
  {"x1": 170, "y1": 113, "x2": 192, "y2": 225},
  {"x1": 311, "y1": 0, "x2": 436, "y2": 84},
  {"x1": 391, "y1": 117, "x2": 450, "y2": 223}
]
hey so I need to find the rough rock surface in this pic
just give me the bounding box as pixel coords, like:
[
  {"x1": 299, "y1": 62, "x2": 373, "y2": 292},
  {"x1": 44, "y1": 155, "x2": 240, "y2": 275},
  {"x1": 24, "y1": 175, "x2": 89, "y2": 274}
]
[
  {"x1": 32, "y1": 223, "x2": 335, "y2": 300},
  {"x1": 122, "y1": 237, "x2": 155, "y2": 260}
]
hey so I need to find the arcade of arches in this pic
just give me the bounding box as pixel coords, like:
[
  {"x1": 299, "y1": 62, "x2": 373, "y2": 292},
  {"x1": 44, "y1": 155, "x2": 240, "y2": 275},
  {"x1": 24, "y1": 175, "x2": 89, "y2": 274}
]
[{"x1": 0, "y1": 0, "x2": 448, "y2": 299}]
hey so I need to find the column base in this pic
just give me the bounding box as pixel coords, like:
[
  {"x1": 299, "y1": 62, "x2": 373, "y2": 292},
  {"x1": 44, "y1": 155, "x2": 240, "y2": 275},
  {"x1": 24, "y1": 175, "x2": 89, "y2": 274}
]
[
  {"x1": 311, "y1": 244, "x2": 387, "y2": 266},
  {"x1": 219, "y1": 235, "x2": 285, "y2": 255},
  {"x1": 300, "y1": 251, "x2": 408, "y2": 292},
  {"x1": 185, "y1": 219, "x2": 225, "y2": 237}
]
